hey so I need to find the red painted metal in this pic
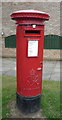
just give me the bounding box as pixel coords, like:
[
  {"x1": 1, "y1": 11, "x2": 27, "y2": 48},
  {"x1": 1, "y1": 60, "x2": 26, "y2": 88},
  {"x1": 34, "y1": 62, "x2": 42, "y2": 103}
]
[
  {"x1": 10, "y1": 10, "x2": 50, "y2": 97},
  {"x1": 11, "y1": 9, "x2": 49, "y2": 20}
]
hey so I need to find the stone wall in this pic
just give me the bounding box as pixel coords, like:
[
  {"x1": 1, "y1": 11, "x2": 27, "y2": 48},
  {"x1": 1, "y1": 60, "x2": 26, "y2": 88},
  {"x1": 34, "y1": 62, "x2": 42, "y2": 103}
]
[{"x1": 1, "y1": 2, "x2": 61, "y2": 60}]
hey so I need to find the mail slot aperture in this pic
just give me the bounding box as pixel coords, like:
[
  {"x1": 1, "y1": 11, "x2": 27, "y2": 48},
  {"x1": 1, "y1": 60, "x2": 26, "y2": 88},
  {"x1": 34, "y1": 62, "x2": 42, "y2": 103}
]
[{"x1": 25, "y1": 30, "x2": 40, "y2": 34}]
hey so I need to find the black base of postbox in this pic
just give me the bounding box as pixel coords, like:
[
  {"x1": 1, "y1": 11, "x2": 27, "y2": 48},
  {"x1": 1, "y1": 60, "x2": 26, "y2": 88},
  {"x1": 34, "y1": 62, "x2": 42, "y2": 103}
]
[{"x1": 16, "y1": 93, "x2": 41, "y2": 114}]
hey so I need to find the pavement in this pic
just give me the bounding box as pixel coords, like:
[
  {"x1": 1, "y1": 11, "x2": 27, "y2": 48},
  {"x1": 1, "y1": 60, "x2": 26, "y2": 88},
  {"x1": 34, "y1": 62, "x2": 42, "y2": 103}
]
[{"x1": 1, "y1": 58, "x2": 61, "y2": 81}]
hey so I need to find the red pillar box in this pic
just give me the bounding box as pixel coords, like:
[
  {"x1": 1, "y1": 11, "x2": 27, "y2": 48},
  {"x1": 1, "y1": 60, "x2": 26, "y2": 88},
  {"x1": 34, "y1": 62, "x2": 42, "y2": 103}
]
[{"x1": 10, "y1": 10, "x2": 49, "y2": 114}]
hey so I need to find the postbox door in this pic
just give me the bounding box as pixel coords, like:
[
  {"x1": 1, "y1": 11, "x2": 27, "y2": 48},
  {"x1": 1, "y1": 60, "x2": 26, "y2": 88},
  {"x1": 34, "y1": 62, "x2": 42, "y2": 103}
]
[
  {"x1": 17, "y1": 25, "x2": 44, "y2": 97},
  {"x1": 25, "y1": 42, "x2": 43, "y2": 95},
  {"x1": 22, "y1": 29, "x2": 44, "y2": 97}
]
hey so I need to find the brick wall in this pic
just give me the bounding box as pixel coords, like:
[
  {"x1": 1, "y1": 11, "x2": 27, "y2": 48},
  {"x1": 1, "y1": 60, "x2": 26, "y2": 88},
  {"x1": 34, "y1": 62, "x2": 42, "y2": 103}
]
[{"x1": 1, "y1": 2, "x2": 61, "y2": 60}]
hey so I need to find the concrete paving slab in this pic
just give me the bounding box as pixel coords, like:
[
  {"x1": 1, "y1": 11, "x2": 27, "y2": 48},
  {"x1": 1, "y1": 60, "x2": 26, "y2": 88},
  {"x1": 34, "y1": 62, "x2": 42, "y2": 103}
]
[
  {"x1": 2, "y1": 70, "x2": 16, "y2": 76},
  {"x1": 43, "y1": 68, "x2": 54, "y2": 73},
  {"x1": 54, "y1": 68, "x2": 60, "y2": 72},
  {"x1": 42, "y1": 75, "x2": 51, "y2": 80},
  {"x1": 0, "y1": 71, "x2": 2, "y2": 75},
  {"x1": 50, "y1": 74, "x2": 60, "y2": 81},
  {"x1": 60, "y1": 72, "x2": 62, "y2": 81}
]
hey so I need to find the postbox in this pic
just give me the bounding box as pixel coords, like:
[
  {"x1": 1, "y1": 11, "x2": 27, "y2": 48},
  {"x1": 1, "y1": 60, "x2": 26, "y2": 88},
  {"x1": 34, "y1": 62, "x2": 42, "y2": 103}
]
[{"x1": 10, "y1": 10, "x2": 49, "y2": 114}]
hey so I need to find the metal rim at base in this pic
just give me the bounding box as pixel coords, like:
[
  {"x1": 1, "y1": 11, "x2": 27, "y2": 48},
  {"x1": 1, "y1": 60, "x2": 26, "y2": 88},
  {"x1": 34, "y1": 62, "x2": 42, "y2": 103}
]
[{"x1": 16, "y1": 93, "x2": 41, "y2": 114}]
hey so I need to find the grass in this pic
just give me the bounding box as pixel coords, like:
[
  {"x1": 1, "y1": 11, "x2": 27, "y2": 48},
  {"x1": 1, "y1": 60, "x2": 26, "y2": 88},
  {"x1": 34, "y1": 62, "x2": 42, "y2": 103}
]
[
  {"x1": 1, "y1": 75, "x2": 60, "y2": 119},
  {"x1": 2, "y1": 75, "x2": 16, "y2": 118},
  {"x1": 42, "y1": 80, "x2": 60, "y2": 119}
]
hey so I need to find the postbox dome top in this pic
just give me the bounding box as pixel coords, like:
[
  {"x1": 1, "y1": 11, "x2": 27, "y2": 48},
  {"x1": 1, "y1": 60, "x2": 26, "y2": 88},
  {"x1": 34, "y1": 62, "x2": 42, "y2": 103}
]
[{"x1": 10, "y1": 9, "x2": 50, "y2": 20}]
